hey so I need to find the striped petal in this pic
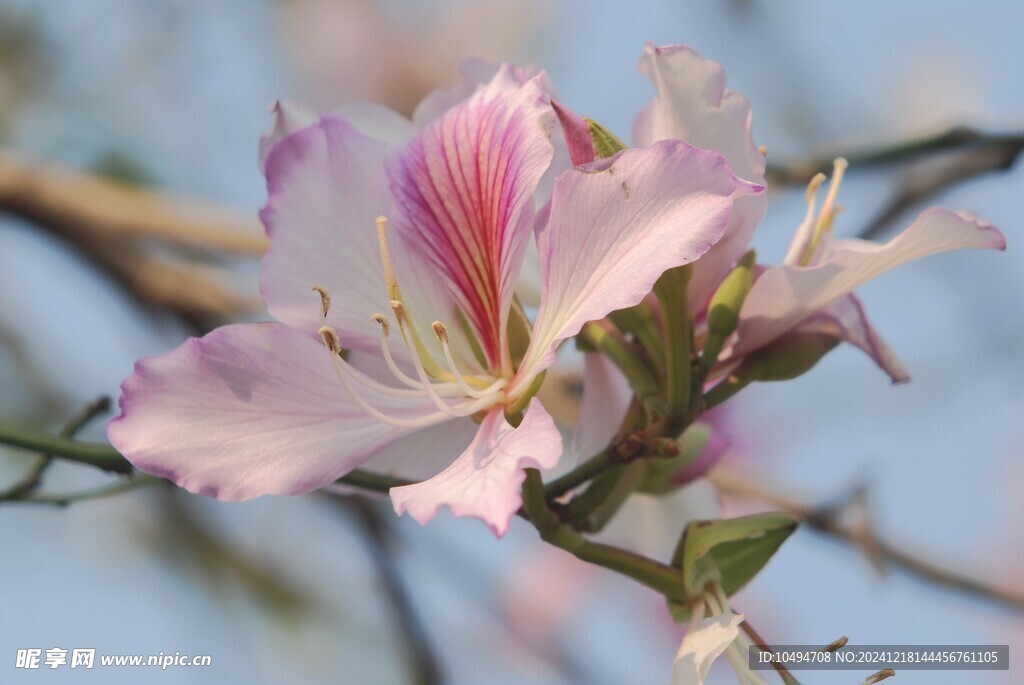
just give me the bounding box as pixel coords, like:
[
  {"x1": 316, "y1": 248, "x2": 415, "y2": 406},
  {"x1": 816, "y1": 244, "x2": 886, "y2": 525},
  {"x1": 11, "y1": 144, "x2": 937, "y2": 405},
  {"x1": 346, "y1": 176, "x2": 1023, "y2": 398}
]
[{"x1": 387, "y1": 65, "x2": 555, "y2": 373}]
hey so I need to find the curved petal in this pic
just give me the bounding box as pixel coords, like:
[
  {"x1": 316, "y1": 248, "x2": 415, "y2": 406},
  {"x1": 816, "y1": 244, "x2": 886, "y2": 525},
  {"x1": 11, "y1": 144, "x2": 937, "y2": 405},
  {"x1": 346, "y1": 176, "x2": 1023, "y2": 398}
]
[
  {"x1": 673, "y1": 612, "x2": 744, "y2": 685},
  {"x1": 634, "y1": 43, "x2": 767, "y2": 313},
  {"x1": 259, "y1": 101, "x2": 414, "y2": 172},
  {"x1": 733, "y1": 207, "x2": 1006, "y2": 358},
  {"x1": 259, "y1": 117, "x2": 396, "y2": 356},
  {"x1": 388, "y1": 66, "x2": 555, "y2": 371},
  {"x1": 514, "y1": 141, "x2": 763, "y2": 391},
  {"x1": 258, "y1": 100, "x2": 317, "y2": 172},
  {"x1": 412, "y1": 58, "x2": 499, "y2": 126},
  {"x1": 389, "y1": 398, "x2": 562, "y2": 537},
  {"x1": 796, "y1": 293, "x2": 910, "y2": 383},
  {"x1": 331, "y1": 103, "x2": 416, "y2": 145},
  {"x1": 572, "y1": 352, "x2": 631, "y2": 463},
  {"x1": 107, "y1": 323, "x2": 442, "y2": 501}
]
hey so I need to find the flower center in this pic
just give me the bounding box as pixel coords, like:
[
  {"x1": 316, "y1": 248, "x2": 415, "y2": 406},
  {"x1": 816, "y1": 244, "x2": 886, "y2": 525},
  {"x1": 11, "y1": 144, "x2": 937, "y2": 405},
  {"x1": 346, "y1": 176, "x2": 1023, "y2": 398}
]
[{"x1": 311, "y1": 217, "x2": 508, "y2": 428}]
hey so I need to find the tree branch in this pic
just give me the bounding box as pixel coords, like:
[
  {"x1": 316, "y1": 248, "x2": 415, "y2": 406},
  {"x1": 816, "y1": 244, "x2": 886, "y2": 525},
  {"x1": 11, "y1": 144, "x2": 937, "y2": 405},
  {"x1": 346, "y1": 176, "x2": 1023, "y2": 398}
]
[{"x1": 707, "y1": 466, "x2": 1024, "y2": 612}]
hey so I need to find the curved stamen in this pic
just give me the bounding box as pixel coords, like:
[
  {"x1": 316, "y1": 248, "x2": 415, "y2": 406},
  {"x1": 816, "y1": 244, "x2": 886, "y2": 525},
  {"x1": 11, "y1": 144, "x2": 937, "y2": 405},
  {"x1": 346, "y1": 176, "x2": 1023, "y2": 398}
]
[
  {"x1": 373, "y1": 313, "x2": 425, "y2": 390},
  {"x1": 393, "y1": 305, "x2": 502, "y2": 418},
  {"x1": 799, "y1": 158, "x2": 848, "y2": 265},
  {"x1": 318, "y1": 325, "x2": 456, "y2": 429},
  {"x1": 432, "y1": 321, "x2": 508, "y2": 399}
]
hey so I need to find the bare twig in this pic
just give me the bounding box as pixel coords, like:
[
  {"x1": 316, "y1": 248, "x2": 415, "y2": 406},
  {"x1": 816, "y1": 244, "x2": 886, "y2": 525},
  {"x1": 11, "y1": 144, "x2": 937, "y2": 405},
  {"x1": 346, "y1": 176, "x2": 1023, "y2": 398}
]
[
  {"x1": 766, "y1": 126, "x2": 1024, "y2": 240},
  {"x1": 707, "y1": 467, "x2": 1024, "y2": 612},
  {"x1": 765, "y1": 126, "x2": 1024, "y2": 185},
  {"x1": 0, "y1": 395, "x2": 111, "y2": 501}
]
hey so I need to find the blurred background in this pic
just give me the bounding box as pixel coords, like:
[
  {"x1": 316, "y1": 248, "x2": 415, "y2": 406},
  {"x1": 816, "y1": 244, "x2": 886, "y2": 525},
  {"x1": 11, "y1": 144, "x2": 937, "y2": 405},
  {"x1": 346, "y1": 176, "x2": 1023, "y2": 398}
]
[{"x1": 0, "y1": 1, "x2": 1021, "y2": 683}]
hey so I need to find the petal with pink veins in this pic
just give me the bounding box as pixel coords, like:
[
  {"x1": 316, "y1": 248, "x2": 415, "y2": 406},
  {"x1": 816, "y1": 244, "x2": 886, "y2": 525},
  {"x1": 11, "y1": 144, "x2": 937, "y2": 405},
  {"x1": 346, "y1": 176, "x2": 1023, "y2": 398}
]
[
  {"x1": 389, "y1": 399, "x2": 562, "y2": 537},
  {"x1": 733, "y1": 207, "x2": 1006, "y2": 359},
  {"x1": 515, "y1": 141, "x2": 762, "y2": 390},
  {"x1": 260, "y1": 117, "x2": 397, "y2": 356},
  {"x1": 107, "y1": 323, "x2": 445, "y2": 502},
  {"x1": 634, "y1": 43, "x2": 767, "y2": 314},
  {"x1": 388, "y1": 66, "x2": 555, "y2": 371}
]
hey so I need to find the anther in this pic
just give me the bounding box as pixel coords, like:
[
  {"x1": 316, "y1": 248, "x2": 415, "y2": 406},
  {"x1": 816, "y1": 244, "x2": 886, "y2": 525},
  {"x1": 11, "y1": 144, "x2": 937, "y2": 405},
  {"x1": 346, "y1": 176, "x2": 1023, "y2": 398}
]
[
  {"x1": 318, "y1": 325, "x2": 342, "y2": 355},
  {"x1": 821, "y1": 636, "x2": 848, "y2": 653},
  {"x1": 371, "y1": 313, "x2": 391, "y2": 337},
  {"x1": 432, "y1": 321, "x2": 450, "y2": 344},
  {"x1": 312, "y1": 285, "x2": 331, "y2": 318},
  {"x1": 862, "y1": 669, "x2": 895, "y2": 685},
  {"x1": 805, "y1": 172, "x2": 826, "y2": 203}
]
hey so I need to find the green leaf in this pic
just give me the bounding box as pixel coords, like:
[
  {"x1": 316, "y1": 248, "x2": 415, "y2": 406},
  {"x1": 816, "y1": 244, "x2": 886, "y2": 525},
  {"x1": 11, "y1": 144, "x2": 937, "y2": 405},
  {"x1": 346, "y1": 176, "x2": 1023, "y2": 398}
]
[{"x1": 674, "y1": 513, "x2": 799, "y2": 599}]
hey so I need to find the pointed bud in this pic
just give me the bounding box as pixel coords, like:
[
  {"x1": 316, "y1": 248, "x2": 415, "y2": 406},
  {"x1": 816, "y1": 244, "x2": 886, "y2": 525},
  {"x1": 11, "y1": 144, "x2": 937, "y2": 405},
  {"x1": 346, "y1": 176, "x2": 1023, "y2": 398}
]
[
  {"x1": 585, "y1": 117, "x2": 627, "y2": 159},
  {"x1": 701, "y1": 250, "x2": 756, "y2": 373}
]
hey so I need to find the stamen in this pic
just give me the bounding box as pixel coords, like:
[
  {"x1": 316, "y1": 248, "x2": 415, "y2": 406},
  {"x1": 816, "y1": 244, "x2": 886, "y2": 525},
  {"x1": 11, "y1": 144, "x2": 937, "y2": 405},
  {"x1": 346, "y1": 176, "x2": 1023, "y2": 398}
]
[
  {"x1": 432, "y1": 321, "x2": 508, "y2": 399},
  {"x1": 798, "y1": 159, "x2": 848, "y2": 266},
  {"x1": 318, "y1": 325, "x2": 341, "y2": 355},
  {"x1": 312, "y1": 285, "x2": 331, "y2": 319},
  {"x1": 393, "y1": 305, "x2": 502, "y2": 417},
  {"x1": 373, "y1": 313, "x2": 425, "y2": 391}
]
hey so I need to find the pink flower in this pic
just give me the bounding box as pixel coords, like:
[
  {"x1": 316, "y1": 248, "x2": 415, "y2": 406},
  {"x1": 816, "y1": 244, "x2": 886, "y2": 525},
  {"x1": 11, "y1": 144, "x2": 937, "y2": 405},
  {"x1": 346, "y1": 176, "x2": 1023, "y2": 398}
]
[
  {"x1": 632, "y1": 43, "x2": 1005, "y2": 383},
  {"x1": 108, "y1": 65, "x2": 760, "y2": 536}
]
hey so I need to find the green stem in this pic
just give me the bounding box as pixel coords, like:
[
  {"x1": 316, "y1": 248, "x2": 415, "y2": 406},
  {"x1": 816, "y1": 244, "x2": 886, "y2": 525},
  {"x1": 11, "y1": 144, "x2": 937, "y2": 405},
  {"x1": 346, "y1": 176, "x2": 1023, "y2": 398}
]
[
  {"x1": 8, "y1": 475, "x2": 161, "y2": 507},
  {"x1": 608, "y1": 302, "x2": 665, "y2": 375},
  {"x1": 1, "y1": 396, "x2": 112, "y2": 499},
  {"x1": 336, "y1": 470, "x2": 413, "y2": 493},
  {"x1": 523, "y1": 468, "x2": 686, "y2": 601},
  {"x1": 578, "y1": 322, "x2": 666, "y2": 422},
  {"x1": 542, "y1": 446, "x2": 617, "y2": 499},
  {"x1": 653, "y1": 266, "x2": 692, "y2": 424},
  {"x1": 0, "y1": 423, "x2": 131, "y2": 474}
]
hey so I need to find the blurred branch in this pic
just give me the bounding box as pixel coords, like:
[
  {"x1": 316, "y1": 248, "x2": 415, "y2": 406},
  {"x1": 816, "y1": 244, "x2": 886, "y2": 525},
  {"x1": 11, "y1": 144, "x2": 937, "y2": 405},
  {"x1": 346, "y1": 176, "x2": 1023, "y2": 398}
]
[
  {"x1": 707, "y1": 466, "x2": 1024, "y2": 612},
  {"x1": 0, "y1": 153, "x2": 265, "y2": 254},
  {"x1": 9, "y1": 474, "x2": 160, "y2": 507},
  {"x1": 0, "y1": 153, "x2": 263, "y2": 327},
  {"x1": 765, "y1": 126, "x2": 1024, "y2": 185},
  {"x1": 324, "y1": 496, "x2": 444, "y2": 685},
  {"x1": 766, "y1": 126, "x2": 1024, "y2": 239},
  {"x1": 0, "y1": 395, "x2": 111, "y2": 501}
]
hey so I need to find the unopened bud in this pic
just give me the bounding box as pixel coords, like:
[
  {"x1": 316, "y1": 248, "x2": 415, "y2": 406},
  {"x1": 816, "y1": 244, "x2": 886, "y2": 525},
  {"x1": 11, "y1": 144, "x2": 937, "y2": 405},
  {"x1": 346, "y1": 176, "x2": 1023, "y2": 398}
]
[
  {"x1": 701, "y1": 250, "x2": 756, "y2": 372},
  {"x1": 585, "y1": 117, "x2": 627, "y2": 159}
]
